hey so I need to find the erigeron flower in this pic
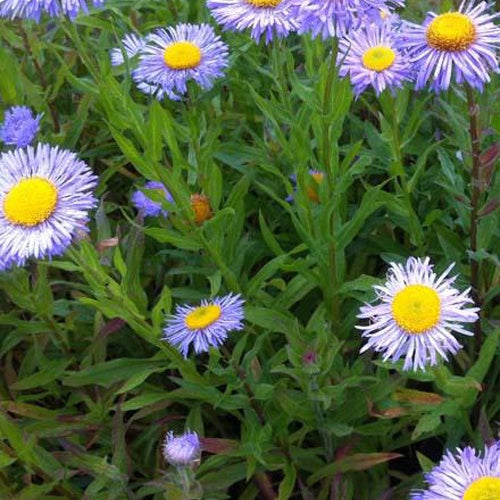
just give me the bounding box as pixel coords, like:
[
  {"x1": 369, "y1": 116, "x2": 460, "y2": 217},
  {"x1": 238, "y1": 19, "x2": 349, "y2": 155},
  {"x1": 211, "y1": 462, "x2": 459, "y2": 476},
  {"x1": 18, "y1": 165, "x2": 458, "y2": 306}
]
[
  {"x1": 131, "y1": 181, "x2": 173, "y2": 218},
  {"x1": 163, "y1": 430, "x2": 201, "y2": 468},
  {"x1": 133, "y1": 23, "x2": 229, "y2": 101},
  {"x1": 338, "y1": 22, "x2": 412, "y2": 97},
  {"x1": 0, "y1": 0, "x2": 104, "y2": 21},
  {"x1": 206, "y1": 0, "x2": 299, "y2": 43},
  {"x1": 0, "y1": 106, "x2": 42, "y2": 148},
  {"x1": 411, "y1": 441, "x2": 500, "y2": 499},
  {"x1": 357, "y1": 257, "x2": 479, "y2": 371},
  {"x1": 164, "y1": 293, "x2": 244, "y2": 357},
  {"x1": 191, "y1": 194, "x2": 213, "y2": 225},
  {"x1": 400, "y1": 2, "x2": 500, "y2": 92},
  {"x1": 0, "y1": 144, "x2": 98, "y2": 270}
]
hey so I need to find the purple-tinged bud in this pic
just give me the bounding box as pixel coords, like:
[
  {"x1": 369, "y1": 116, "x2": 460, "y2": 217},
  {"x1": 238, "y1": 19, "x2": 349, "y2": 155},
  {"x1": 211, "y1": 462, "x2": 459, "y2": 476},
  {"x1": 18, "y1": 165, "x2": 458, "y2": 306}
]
[{"x1": 163, "y1": 431, "x2": 200, "y2": 468}]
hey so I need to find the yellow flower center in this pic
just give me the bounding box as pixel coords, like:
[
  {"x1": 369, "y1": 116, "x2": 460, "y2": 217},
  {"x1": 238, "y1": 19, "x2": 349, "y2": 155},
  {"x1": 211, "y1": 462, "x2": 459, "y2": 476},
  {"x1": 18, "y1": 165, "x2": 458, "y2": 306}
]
[
  {"x1": 163, "y1": 41, "x2": 202, "y2": 70},
  {"x1": 246, "y1": 0, "x2": 282, "y2": 7},
  {"x1": 362, "y1": 46, "x2": 396, "y2": 72},
  {"x1": 391, "y1": 285, "x2": 441, "y2": 334},
  {"x1": 185, "y1": 304, "x2": 221, "y2": 330},
  {"x1": 191, "y1": 194, "x2": 213, "y2": 225},
  {"x1": 426, "y1": 13, "x2": 476, "y2": 52},
  {"x1": 463, "y1": 477, "x2": 500, "y2": 500},
  {"x1": 3, "y1": 177, "x2": 58, "y2": 227}
]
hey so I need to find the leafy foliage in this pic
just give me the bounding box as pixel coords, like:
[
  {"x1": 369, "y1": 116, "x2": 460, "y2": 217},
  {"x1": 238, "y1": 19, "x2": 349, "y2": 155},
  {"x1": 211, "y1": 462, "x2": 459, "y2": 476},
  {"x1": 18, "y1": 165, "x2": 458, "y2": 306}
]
[{"x1": 0, "y1": 0, "x2": 498, "y2": 498}]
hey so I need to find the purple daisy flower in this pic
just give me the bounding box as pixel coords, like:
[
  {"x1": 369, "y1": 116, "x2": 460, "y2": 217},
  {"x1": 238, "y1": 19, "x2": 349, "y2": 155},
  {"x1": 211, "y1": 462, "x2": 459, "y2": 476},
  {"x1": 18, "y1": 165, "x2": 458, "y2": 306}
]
[
  {"x1": 0, "y1": 144, "x2": 98, "y2": 270},
  {"x1": 411, "y1": 441, "x2": 500, "y2": 499},
  {"x1": 0, "y1": 0, "x2": 104, "y2": 21},
  {"x1": 110, "y1": 33, "x2": 146, "y2": 66},
  {"x1": 338, "y1": 21, "x2": 412, "y2": 97},
  {"x1": 163, "y1": 293, "x2": 245, "y2": 357},
  {"x1": 0, "y1": 106, "x2": 42, "y2": 148},
  {"x1": 131, "y1": 181, "x2": 173, "y2": 218},
  {"x1": 400, "y1": 2, "x2": 500, "y2": 92},
  {"x1": 163, "y1": 431, "x2": 201, "y2": 468},
  {"x1": 206, "y1": 0, "x2": 299, "y2": 44},
  {"x1": 357, "y1": 257, "x2": 479, "y2": 371},
  {"x1": 132, "y1": 23, "x2": 229, "y2": 101},
  {"x1": 292, "y1": 0, "x2": 359, "y2": 39}
]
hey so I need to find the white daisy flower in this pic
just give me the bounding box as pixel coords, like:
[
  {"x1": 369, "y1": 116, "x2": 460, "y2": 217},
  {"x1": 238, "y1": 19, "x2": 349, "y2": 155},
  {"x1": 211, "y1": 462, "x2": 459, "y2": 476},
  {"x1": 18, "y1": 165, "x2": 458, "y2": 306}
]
[{"x1": 357, "y1": 257, "x2": 479, "y2": 371}]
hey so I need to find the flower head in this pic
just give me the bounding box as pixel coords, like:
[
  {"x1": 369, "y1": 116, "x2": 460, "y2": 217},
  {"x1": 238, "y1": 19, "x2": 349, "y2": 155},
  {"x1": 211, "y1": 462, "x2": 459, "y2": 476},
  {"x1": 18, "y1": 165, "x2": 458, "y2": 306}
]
[
  {"x1": 411, "y1": 441, "x2": 500, "y2": 499},
  {"x1": 0, "y1": 0, "x2": 104, "y2": 21},
  {"x1": 400, "y1": 2, "x2": 500, "y2": 92},
  {"x1": 163, "y1": 431, "x2": 201, "y2": 468},
  {"x1": 0, "y1": 106, "x2": 42, "y2": 148},
  {"x1": 338, "y1": 21, "x2": 412, "y2": 97},
  {"x1": 133, "y1": 23, "x2": 229, "y2": 101},
  {"x1": 0, "y1": 144, "x2": 98, "y2": 270},
  {"x1": 357, "y1": 257, "x2": 479, "y2": 371},
  {"x1": 206, "y1": 0, "x2": 299, "y2": 43},
  {"x1": 191, "y1": 193, "x2": 213, "y2": 225},
  {"x1": 292, "y1": 0, "x2": 359, "y2": 39},
  {"x1": 164, "y1": 293, "x2": 244, "y2": 357},
  {"x1": 110, "y1": 33, "x2": 146, "y2": 66},
  {"x1": 131, "y1": 181, "x2": 173, "y2": 217}
]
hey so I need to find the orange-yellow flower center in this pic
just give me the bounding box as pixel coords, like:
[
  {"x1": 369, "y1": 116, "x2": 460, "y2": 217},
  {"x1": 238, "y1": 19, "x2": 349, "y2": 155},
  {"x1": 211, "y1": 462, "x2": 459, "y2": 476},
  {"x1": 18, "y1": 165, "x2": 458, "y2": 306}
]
[
  {"x1": 185, "y1": 304, "x2": 221, "y2": 330},
  {"x1": 463, "y1": 477, "x2": 500, "y2": 500},
  {"x1": 362, "y1": 46, "x2": 396, "y2": 72},
  {"x1": 191, "y1": 194, "x2": 213, "y2": 225},
  {"x1": 391, "y1": 285, "x2": 441, "y2": 334},
  {"x1": 246, "y1": 0, "x2": 282, "y2": 7},
  {"x1": 426, "y1": 13, "x2": 476, "y2": 52},
  {"x1": 3, "y1": 177, "x2": 58, "y2": 227},
  {"x1": 164, "y1": 41, "x2": 202, "y2": 70}
]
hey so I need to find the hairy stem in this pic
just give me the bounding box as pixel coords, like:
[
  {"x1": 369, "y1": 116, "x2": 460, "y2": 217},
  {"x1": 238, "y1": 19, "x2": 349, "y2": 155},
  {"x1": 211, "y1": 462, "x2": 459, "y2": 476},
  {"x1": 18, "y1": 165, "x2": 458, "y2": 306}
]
[{"x1": 465, "y1": 85, "x2": 482, "y2": 347}]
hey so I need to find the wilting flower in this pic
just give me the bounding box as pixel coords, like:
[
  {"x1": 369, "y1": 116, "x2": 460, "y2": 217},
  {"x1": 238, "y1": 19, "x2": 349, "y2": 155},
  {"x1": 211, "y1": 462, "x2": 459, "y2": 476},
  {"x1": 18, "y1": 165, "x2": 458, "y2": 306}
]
[
  {"x1": 163, "y1": 431, "x2": 201, "y2": 468},
  {"x1": 0, "y1": 0, "x2": 104, "y2": 21},
  {"x1": 131, "y1": 181, "x2": 173, "y2": 217},
  {"x1": 206, "y1": 0, "x2": 299, "y2": 43},
  {"x1": 0, "y1": 106, "x2": 41, "y2": 148},
  {"x1": 164, "y1": 293, "x2": 244, "y2": 357},
  {"x1": 357, "y1": 257, "x2": 479, "y2": 371},
  {"x1": 288, "y1": 170, "x2": 325, "y2": 203},
  {"x1": 191, "y1": 194, "x2": 213, "y2": 225},
  {"x1": 338, "y1": 22, "x2": 412, "y2": 97},
  {"x1": 110, "y1": 33, "x2": 146, "y2": 66},
  {"x1": 0, "y1": 144, "x2": 98, "y2": 270},
  {"x1": 400, "y1": 2, "x2": 500, "y2": 92},
  {"x1": 411, "y1": 441, "x2": 500, "y2": 499},
  {"x1": 133, "y1": 23, "x2": 229, "y2": 101}
]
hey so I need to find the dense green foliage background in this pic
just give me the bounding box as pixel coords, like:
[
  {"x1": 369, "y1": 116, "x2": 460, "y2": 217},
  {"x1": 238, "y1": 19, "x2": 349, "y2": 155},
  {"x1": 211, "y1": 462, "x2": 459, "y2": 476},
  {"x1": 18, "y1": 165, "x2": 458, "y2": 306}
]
[{"x1": 0, "y1": 0, "x2": 498, "y2": 498}]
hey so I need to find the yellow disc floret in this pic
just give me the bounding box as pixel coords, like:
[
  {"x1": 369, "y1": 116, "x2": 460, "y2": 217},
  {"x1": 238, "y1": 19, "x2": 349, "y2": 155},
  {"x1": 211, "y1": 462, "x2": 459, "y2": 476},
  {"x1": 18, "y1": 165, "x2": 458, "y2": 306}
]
[
  {"x1": 426, "y1": 13, "x2": 476, "y2": 52},
  {"x1": 164, "y1": 41, "x2": 202, "y2": 70},
  {"x1": 185, "y1": 304, "x2": 222, "y2": 330},
  {"x1": 463, "y1": 477, "x2": 500, "y2": 500},
  {"x1": 3, "y1": 177, "x2": 58, "y2": 227},
  {"x1": 246, "y1": 0, "x2": 282, "y2": 7},
  {"x1": 391, "y1": 284, "x2": 441, "y2": 334},
  {"x1": 362, "y1": 46, "x2": 396, "y2": 72}
]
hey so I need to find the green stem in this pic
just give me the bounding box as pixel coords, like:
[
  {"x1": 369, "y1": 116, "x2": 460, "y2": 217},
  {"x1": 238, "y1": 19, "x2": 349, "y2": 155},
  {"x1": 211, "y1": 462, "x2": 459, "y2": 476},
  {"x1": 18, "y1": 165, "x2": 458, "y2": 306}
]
[
  {"x1": 465, "y1": 85, "x2": 482, "y2": 349},
  {"x1": 322, "y1": 40, "x2": 341, "y2": 328}
]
